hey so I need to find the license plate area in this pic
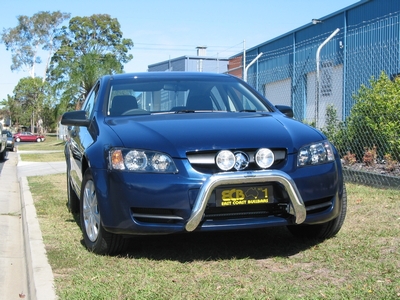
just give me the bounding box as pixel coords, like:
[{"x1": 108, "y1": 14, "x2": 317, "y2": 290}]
[{"x1": 215, "y1": 185, "x2": 273, "y2": 207}]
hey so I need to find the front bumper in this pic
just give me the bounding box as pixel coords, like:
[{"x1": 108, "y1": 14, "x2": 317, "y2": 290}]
[
  {"x1": 6, "y1": 140, "x2": 14, "y2": 150},
  {"x1": 94, "y1": 158, "x2": 343, "y2": 236},
  {"x1": 185, "y1": 170, "x2": 306, "y2": 231}
]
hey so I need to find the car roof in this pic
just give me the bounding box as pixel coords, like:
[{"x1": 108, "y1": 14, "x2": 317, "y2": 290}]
[{"x1": 106, "y1": 72, "x2": 236, "y2": 81}]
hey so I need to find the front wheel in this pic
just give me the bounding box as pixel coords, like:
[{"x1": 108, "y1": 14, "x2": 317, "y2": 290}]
[
  {"x1": 0, "y1": 148, "x2": 8, "y2": 161},
  {"x1": 36, "y1": 138, "x2": 41, "y2": 142},
  {"x1": 15, "y1": 137, "x2": 21, "y2": 142},
  {"x1": 66, "y1": 167, "x2": 80, "y2": 213},
  {"x1": 287, "y1": 184, "x2": 347, "y2": 239},
  {"x1": 80, "y1": 169, "x2": 127, "y2": 255}
]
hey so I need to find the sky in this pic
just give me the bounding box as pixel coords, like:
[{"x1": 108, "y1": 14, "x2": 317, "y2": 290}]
[{"x1": 0, "y1": 0, "x2": 359, "y2": 102}]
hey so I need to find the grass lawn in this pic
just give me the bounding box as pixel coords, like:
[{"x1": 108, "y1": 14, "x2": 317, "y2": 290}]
[
  {"x1": 27, "y1": 172, "x2": 400, "y2": 300},
  {"x1": 17, "y1": 135, "x2": 65, "y2": 162},
  {"x1": 19, "y1": 151, "x2": 65, "y2": 162},
  {"x1": 16, "y1": 135, "x2": 65, "y2": 152}
]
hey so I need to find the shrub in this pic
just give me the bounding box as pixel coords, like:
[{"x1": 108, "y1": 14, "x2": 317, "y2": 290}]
[
  {"x1": 321, "y1": 104, "x2": 351, "y2": 156},
  {"x1": 383, "y1": 154, "x2": 398, "y2": 172},
  {"x1": 346, "y1": 71, "x2": 400, "y2": 161},
  {"x1": 343, "y1": 151, "x2": 357, "y2": 165},
  {"x1": 363, "y1": 146, "x2": 377, "y2": 166}
]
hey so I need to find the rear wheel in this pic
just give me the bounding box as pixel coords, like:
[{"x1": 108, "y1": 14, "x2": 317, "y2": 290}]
[
  {"x1": 36, "y1": 137, "x2": 41, "y2": 142},
  {"x1": 15, "y1": 137, "x2": 21, "y2": 142},
  {"x1": 287, "y1": 184, "x2": 347, "y2": 239},
  {"x1": 80, "y1": 169, "x2": 127, "y2": 255}
]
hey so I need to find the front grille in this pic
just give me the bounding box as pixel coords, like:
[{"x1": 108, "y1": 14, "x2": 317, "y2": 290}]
[{"x1": 204, "y1": 203, "x2": 288, "y2": 220}]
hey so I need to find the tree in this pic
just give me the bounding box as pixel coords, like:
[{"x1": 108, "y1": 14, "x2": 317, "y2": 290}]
[
  {"x1": 13, "y1": 77, "x2": 50, "y2": 133},
  {"x1": 49, "y1": 14, "x2": 133, "y2": 110},
  {"x1": 1, "y1": 11, "x2": 70, "y2": 79},
  {"x1": 0, "y1": 95, "x2": 20, "y2": 127}
]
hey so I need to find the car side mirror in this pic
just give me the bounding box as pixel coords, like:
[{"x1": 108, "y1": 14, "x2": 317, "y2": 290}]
[
  {"x1": 61, "y1": 110, "x2": 90, "y2": 127},
  {"x1": 275, "y1": 105, "x2": 294, "y2": 118}
]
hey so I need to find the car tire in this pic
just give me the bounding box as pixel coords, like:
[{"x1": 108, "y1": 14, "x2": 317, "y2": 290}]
[
  {"x1": 36, "y1": 138, "x2": 41, "y2": 142},
  {"x1": 287, "y1": 184, "x2": 347, "y2": 239},
  {"x1": 80, "y1": 169, "x2": 127, "y2": 255},
  {"x1": 15, "y1": 137, "x2": 20, "y2": 142},
  {"x1": 66, "y1": 168, "x2": 80, "y2": 214},
  {"x1": 0, "y1": 148, "x2": 8, "y2": 161}
]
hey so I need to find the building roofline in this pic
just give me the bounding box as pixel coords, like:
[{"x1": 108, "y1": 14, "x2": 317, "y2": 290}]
[
  {"x1": 231, "y1": 0, "x2": 370, "y2": 58},
  {"x1": 148, "y1": 55, "x2": 229, "y2": 68}
]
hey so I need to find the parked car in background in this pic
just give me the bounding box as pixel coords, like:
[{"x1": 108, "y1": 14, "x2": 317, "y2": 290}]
[
  {"x1": 13, "y1": 132, "x2": 45, "y2": 143},
  {"x1": 2, "y1": 130, "x2": 15, "y2": 152},
  {"x1": 0, "y1": 124, "x2": 8, "y2": 161},
  {"x1": 61, "y1": 72, "x2": 347, "y2": 255}
]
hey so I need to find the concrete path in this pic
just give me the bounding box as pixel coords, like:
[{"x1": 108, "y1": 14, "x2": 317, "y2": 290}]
[{"x1": 0, "y1": 151, "x2": 65, "y2": 300}]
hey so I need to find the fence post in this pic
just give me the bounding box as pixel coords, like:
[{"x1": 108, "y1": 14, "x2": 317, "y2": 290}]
[{"x1": 315, "y1": 28, "x2": 340, "y2": 128}]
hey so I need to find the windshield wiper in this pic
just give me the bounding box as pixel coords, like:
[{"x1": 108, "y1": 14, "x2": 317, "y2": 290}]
[
  {"x1": 239, "y1": 109, "x2": 257, "y2": 112},
  {"x1": 174, "y1": 110, "x2": 196, "y2": 113}
]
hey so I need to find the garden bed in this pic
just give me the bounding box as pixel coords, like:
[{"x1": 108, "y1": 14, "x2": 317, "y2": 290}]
[{"x1": 343, "y1": 162, "x2": 400, "y2": 189}]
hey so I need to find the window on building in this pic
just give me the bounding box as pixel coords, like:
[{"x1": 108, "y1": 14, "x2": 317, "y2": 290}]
[{"x1": 321, "y1": 61, "x2": 333, "y2": 97}]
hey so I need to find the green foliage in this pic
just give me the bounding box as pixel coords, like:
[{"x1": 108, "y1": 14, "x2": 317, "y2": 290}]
[
  {"x1": 322, "y1": 104, "x2": 340, "y2": 141},
  {"x1": 321, "y1": 104, "x2": 351, "y2": 156},
  {"x1": 13, "y1": 77, "x2": 53, "y2": 132},
  {"x1": 346, "y1": 71, "x2": 400, "y2": 160},
  {"x1": 49, "y1": 14, "x2": 134, "y2": 110},
  {"x1": 0, "y1": 94, "x2": 22, "y2": 127},
  {"x1": 2, "y1": 12, "x2": 133, "y2": 130},
  {"x1": 1, "y1": 11, "x2": 70, "y2": 76}
]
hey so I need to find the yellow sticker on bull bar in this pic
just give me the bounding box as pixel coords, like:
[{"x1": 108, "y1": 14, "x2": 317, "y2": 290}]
[{"x1": 219, "y1": 187, "x2": 270, "y2": 206}]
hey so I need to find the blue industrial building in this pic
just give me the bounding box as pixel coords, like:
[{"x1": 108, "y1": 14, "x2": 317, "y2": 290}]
[
  {"x1": 148, "y1": 46, "x2": 229, "y2": 73},
  {"x1": 232, "y1": 0, "x2": 400, "y2": 128}
]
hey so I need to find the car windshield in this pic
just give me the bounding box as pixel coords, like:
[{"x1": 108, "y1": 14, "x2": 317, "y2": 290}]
[
  {"x1": 2, "y1": 131, "x2": 12, "y2": 137},
  {"x1": 107, "y1": 77, "x2": 271, "y2": 116}
]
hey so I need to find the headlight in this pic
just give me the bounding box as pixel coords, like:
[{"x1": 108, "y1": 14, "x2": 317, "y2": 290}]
[
  {"x1": 297, "y1": 141, "x2": 335, "y2": 167},
  {"x1": 109, "y1": 148, "x2": 178, "y2": 173}
]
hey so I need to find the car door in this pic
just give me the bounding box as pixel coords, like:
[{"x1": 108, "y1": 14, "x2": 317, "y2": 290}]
[
  {"x1": 67, "y1": 83, "x2": 100, "y2": 194},
  {"x1": 27, "y1": 133, "x2": 36, "y2": 142},
  {"x1": 21, "y1": 133, "x2": 29, "y2": 141}
]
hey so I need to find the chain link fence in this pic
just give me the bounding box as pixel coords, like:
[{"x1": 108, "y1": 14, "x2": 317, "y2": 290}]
[{"x1": 245, "y1": 11, "x2": 400, "y2": 189}]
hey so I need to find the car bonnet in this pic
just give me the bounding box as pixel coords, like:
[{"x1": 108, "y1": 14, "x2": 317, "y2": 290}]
[{"x1": 106, "y1": 112, "x2": 323, "y2": 158}]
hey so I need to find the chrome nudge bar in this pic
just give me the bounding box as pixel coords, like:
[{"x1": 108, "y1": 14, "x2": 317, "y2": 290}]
[{"x1": 185, "y1": 170, "x2": 306, "y2": 232}]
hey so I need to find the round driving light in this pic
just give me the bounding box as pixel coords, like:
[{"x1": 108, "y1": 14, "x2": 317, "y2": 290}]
[
  {"x1": 216, "y1": 150, "x2": 235, "y2": 171},
  {"x1": 125, "y1": 150, "x2": 148, "y2": 171},
  {"x1": 255, "y1": 148, "x2": 274, "y2": 169}
]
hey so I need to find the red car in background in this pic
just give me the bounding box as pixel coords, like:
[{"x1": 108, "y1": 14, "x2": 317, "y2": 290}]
[{"x1": 14, "y1": 132, "x2": 45, "y2": 142}]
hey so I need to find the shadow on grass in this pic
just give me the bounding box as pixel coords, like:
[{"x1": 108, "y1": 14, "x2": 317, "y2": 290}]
[
  {"x1": 68, "y1": 209, "x2": 320, "y2": 262},
  {"x1": 122, "y1": 227, "x2": 321, "y2": 262}
]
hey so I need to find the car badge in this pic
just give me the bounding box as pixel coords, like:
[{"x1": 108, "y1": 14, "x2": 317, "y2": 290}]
[{"x1": 234, "y1": 152, "x2": 250, "y2": 171}]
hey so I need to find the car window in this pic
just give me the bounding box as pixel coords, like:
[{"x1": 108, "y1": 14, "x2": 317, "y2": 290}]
[
  {"x1": 107, "y1": 78, "x2": 271, "y2": 116},
  {"x1": 83, "y1": 82, "x2": 100, "y2": 118}
]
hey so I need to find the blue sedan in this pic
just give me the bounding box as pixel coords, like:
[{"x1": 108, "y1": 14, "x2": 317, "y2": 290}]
[{"x1": 61, "y1": 72, "x2": 346, "y2": 255}]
